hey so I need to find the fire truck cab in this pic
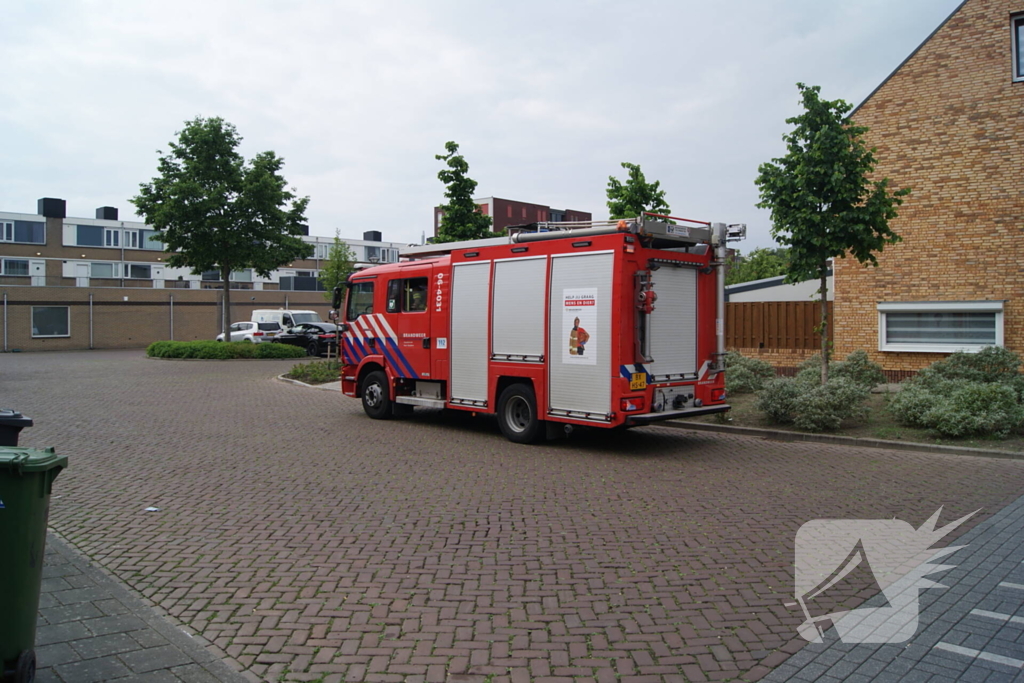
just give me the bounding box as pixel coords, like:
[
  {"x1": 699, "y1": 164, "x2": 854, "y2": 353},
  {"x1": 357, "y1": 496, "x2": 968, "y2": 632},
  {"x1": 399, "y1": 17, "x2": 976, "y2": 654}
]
[{"x1": 331, "y1": 216, "x2": 742, "y2": 443}]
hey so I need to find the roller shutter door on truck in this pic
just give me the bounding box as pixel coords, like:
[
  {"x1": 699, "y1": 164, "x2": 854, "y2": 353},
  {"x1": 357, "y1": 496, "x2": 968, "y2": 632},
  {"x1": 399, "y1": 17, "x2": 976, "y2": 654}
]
[
  {"x1": 449, "y1": 261, "x2": 492, "y2": 406},
  {"x1": 492, "y1": 256, "x2": 547, "y2": 362},
  {"x1": 547, "y1": 251, "x2": 613, "y2": 419},
  {"x1": 647, "y1": 266, "x2": 698, "y2": 381}
]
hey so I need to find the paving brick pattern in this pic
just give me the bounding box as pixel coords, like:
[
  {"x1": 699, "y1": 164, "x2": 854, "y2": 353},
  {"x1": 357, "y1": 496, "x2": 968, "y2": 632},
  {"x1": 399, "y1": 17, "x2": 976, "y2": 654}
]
[{"x1": 6, "y1": 349, "x2": 1024, "y2": 682}]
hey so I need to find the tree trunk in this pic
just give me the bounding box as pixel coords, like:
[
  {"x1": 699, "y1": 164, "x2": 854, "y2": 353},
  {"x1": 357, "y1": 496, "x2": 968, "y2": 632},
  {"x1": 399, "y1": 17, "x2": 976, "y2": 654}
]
[
  {"x1": 820, "y1": 266, "x2": 829, "y2": 385},
  {"x1": 222, "y1": 266, "x2": 232, "y2": 342}
]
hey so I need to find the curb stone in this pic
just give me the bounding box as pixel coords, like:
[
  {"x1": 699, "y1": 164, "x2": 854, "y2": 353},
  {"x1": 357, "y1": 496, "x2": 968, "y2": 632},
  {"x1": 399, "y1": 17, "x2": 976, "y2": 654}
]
[
  {"x1": 662, "y1": 420, "x2": 1024, "y2": 460},
  {"x1": 276, "y1": 374, "x2": 342, "y2": 391}
]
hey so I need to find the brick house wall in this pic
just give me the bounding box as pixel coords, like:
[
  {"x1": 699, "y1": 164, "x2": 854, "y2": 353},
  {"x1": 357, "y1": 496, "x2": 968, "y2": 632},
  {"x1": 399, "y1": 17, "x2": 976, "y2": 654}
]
[{"x1": 835, "y1": 0, "x2": 1024, "y2": 374}]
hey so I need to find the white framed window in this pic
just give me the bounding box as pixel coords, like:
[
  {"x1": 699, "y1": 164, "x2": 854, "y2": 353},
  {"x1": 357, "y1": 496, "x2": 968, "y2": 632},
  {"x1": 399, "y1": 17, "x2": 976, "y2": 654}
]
[
  {"x1": 32, "y1": 306, "x2": 70, "y2": 338},
  {"x1": 1, "y1": 220, "x2": 45, "y2": 244},
  {"x1": 123, "y1": 263, "x2": 152, "y2": 279},
  {"x1": 91, "y1": 262, "x2": 115, "y2": 278},
  {"x1": 1014, "y1": 14, "x2": 1024, "y2": 82},
  {"x1": 76, "y1": 225, "x2": 103, "y2": 246},
  {"x1": 2, "y1": 259, "x2": 29, "y2": 276},
  {"x1": 104, "y1": 228, "x2": 120, "y2": 247},
  {"x1": 878, "y1": 301, "x2": 1004, "y2": 353},
  {"x1": 125, "y1": 229, "x2": 139, "y2": 249},
  {"x1": 140, "y1": 229, "x2": 162, "y2": 250},
  {"x1": 230, "y1": 269, "x2": 252, "y2": 282}
]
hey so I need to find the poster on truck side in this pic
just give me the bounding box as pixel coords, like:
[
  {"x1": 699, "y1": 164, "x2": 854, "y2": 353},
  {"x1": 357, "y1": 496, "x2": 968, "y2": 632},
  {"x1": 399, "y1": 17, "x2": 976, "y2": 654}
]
[{"x1": 562, "y1": 288, "x2": 597, "y2": 365}]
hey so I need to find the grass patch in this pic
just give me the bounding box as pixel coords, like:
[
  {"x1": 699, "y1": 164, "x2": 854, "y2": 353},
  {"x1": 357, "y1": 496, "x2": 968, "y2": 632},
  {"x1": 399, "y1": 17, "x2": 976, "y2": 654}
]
[
  {"x1": 147, "y1": 340, "x2": 306, "y2": 360},
  {"x1": 285, "y1": 359, "x2": 341, "y2": 385}
]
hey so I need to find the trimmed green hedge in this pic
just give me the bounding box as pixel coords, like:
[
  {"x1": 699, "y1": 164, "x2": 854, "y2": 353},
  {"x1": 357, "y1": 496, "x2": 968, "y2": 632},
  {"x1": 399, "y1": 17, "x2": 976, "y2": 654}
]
[
  {"x1": 752, "y1": 350, "x2": 883, "y2": 432},
  {"x1": 888, "y1": 347, "x2": 1024, "y2": 438},
  {"x1": 146, "y1": 340, "x2": 306, "y2": 359},
  {"x1": 724, "y1": 351, "x2": 776, "y2": 394}
]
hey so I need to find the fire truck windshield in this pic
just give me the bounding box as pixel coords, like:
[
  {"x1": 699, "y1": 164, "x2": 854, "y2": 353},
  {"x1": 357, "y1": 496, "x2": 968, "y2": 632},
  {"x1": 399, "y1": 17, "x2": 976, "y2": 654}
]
[{"x1": 347, "y1": 281, "x2": 375, "y2": 320}]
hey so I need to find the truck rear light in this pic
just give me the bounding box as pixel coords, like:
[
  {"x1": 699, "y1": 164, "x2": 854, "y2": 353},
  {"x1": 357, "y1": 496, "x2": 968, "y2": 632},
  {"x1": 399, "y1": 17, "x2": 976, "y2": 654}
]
[
  {"x1": 711, "y1": 388, "x2": 726, "y2": 402},
  {"x1": 620, "y1": 397, "x2": 645, "y2": 412}
]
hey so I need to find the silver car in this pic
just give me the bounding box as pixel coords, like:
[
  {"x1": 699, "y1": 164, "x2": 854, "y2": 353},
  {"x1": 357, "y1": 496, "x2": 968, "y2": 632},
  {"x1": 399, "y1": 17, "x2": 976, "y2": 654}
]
[{"x1": 215, "y1": 321, "x2": 282, "y2": 343}]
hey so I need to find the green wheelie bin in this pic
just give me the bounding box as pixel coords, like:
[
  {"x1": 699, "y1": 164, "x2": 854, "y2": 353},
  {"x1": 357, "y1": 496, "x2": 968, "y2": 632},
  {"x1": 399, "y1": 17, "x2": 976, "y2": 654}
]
[{"x1": 0, "y1": 447, "x2": 67, "y2": 683}]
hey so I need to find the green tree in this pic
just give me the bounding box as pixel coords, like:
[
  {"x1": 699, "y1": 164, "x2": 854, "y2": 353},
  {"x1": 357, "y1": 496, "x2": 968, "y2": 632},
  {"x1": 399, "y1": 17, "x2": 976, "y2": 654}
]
[
  {"x1": 725, "y1": 247, "x2": 790, "y2": 285},
  {"x1": 435, "y1": 141, "x2": 492, "y2": 243},
  {"x1": 756, "y1": 84, "x2": 909, "y2": 383},
  {"x1": 606, "y1": 162, "x2": 671, "y2": 219},
  {"x1": 318, "y1": 229, "x2": 357, "y2": 302},
  {"x1": 132, "y1": 117, "x2": 312, "y2": 341}
]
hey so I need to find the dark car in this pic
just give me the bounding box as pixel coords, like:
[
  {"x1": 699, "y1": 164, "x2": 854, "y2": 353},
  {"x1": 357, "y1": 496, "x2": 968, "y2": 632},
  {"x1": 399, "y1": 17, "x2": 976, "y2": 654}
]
[{"x1": 272, "y1": 322, "x2": 339, "y2": 357}]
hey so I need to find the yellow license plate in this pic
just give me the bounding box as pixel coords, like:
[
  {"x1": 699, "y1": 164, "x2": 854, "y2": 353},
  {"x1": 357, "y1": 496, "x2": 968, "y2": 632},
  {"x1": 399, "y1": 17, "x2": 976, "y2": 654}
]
[{"x1": 630, "y1": 372, "x2": 647, "y2": 391}]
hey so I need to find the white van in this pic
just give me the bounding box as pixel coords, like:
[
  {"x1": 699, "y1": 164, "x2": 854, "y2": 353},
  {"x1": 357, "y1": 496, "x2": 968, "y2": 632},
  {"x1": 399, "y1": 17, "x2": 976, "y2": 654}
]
[{"x1": 251, "y1": 309, "x2": 323, "y2": 329}]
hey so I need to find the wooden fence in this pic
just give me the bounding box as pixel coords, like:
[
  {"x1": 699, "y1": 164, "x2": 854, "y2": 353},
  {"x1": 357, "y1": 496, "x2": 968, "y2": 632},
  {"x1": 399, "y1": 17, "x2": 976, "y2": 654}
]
[{"x1": 726, "y1": 301, "x2": 832, "y2": 350}]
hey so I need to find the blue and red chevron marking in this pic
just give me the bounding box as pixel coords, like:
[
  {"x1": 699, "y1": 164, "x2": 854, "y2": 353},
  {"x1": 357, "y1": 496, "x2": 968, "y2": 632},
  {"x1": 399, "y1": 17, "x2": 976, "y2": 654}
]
[
  {"x1": 342, "y1": 314, "x2": 419, "y2": 380},
  {"x1": 620, "y1": 364, "x2": 652, "y2": 383}
]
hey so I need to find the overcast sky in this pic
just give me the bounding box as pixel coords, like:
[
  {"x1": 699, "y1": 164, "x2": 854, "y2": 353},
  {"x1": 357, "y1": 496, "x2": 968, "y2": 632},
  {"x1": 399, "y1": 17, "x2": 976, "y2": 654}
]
[{"x1": 2, "y1": 0, "x2": 963, "y2": 250}]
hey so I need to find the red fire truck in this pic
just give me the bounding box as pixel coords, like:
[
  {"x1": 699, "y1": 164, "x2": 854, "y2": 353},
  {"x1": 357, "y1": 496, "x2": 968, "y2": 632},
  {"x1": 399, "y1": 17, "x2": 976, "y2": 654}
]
[{"x1": 330, "y1": 215, "x2": 744, "y2": 443}]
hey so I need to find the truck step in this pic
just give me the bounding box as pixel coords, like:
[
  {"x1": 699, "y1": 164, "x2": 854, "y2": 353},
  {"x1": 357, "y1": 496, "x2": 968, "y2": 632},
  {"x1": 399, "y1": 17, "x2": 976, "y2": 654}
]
[{"x1": 394, "y1": 396, "x2": 447, "y2": 408}]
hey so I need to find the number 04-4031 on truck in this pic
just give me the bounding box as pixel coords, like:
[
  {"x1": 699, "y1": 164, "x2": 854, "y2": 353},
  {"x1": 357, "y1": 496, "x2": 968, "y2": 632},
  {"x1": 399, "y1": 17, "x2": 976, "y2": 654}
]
[{"x1": 330, "y1": 215, "x2": 745, "y2": 443}]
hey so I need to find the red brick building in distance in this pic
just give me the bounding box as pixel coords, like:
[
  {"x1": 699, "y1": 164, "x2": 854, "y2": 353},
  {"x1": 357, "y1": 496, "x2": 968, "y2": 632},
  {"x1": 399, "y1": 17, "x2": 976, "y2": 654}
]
[{"x1": 433, "y1": 197, "x2": 591, "y2": 238}]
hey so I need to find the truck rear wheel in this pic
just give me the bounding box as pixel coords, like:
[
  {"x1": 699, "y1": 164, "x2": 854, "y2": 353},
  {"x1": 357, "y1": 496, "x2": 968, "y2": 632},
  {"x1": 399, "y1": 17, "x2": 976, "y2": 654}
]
[
  {"x1": 497, "y1": 384, "x2": 542, "y2": 443},
  {"x1": 361, "y1": 371, "x2": 393, "y2": 420}
]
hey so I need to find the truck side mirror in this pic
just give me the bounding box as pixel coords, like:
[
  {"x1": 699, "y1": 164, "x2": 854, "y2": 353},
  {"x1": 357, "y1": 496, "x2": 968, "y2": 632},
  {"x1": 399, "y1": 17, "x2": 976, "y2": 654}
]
[{"x1": 331, "y1": 286, "x2": 343, "y2": 311}]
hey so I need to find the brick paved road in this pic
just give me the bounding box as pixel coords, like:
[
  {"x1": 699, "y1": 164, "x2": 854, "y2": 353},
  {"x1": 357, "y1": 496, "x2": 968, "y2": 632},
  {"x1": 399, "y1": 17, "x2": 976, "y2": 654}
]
[{"x1": 5, "y1": 349, "x2": 1024, "y2": 682}]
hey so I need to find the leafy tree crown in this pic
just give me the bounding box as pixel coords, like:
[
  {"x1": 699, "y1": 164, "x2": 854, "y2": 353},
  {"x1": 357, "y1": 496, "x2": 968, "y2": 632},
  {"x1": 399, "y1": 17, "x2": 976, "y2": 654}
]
[
  {"x1": 131, "y1": 116, "x2": 312, "y2": 277},
  {"x1": 435, "y1": 141, "x2": 493, "y2": 243},
  {"x1": 606, "y1": 162, "x2": 670, "y2": 219},
  {"x1": 755, "y1": 83, "x2": 910, "y2": 284},
  {"x1": 726, "y1": 247, "x2": 790, "y2": 286},
  {"x1": 318, "y1": 230, "x2": 357, "y2": 301}
]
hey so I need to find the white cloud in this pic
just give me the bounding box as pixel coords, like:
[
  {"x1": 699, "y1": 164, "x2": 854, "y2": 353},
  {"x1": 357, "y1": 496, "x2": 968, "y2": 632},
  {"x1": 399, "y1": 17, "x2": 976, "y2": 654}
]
[{"x1": 0, "y1": 0, "x2": 964, "y2": 249}]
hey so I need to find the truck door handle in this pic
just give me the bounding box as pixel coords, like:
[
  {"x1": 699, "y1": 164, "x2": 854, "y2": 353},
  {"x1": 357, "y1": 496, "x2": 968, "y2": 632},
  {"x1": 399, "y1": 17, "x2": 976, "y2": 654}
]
[
  {"x1": 423, "y1": 338, "x2": 431, "y2": 349},
  {"x1": 368, "y1": 338, "x2": 376, "y2": 349}
]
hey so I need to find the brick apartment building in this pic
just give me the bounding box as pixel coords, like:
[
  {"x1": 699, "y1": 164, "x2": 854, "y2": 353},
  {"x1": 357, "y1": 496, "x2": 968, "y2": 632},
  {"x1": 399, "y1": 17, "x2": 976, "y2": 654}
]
[
  {"x1": 834, "y1": 0, "x2": 1024, "y2": 377},
  {"x1": 0, "y1": 198, "x2": 406, "y2": 351},
  {"x1": 433, "y1": 197, "x2": 590, "y2": 237}
]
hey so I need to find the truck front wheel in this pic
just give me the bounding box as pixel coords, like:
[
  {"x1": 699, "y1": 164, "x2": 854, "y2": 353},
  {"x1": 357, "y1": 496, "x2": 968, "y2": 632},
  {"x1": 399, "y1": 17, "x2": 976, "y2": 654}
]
[
  {"x1": 361, "y1": 371, "x2": 393, "y2": 420},
  {"x1": 497, "y1": 384, "x2": 542, "y2": 443}
]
